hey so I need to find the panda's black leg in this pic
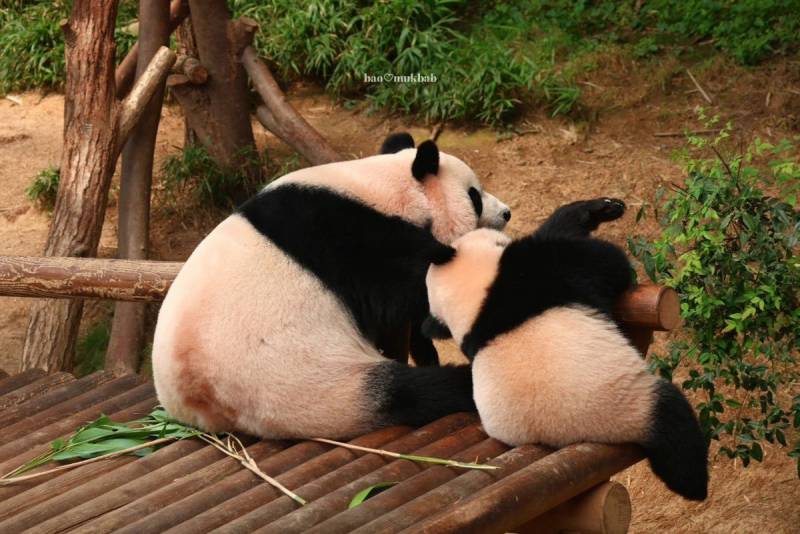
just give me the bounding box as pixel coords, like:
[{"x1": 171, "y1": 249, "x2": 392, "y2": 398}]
[
  {"x1": 534, "y1": 198, "x2": 626, "y2": 239},
  {"x1": 409, "y1": 322, "x2": 440, "y2": 366}
]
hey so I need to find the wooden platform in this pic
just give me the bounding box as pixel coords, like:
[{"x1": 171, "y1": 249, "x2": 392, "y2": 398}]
[{"x1": 0, "y1": 368, "x2": 643, "y2": 533}]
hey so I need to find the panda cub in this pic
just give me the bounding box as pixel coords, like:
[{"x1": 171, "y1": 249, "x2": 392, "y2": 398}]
[{"x1": 423, "y1": 199, "x2": 709, "y2": 501}]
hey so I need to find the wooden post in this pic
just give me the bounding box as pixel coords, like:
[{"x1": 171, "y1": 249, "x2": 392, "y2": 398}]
[
  {"x1": 171, "y1": 1, "x2": 259, "y2": 178},
  {"x1": 106, "y1": 0, "x2": 172, "y2": 375},
  {"x1": 20, "y1": 1, "x2": 176, "y2": 373}
]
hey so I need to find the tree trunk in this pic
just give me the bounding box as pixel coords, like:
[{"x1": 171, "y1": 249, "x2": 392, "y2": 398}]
[
  {"x1": 105, "y1": 0, "x2": 171, "y2": 374},
  {"x1": 21, "y1": 1, "x2": 121, "y2": 373},
  {"x1": 176, "y1": 15, "x2": 199, "y2": 149},
  {"x1": 173, "y1": 1, "x2": 258, "y2": 177}
]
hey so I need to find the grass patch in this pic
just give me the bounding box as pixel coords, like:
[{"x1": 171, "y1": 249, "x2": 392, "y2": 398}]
[
  {"x1": 160, "y1": 144, "x2": 269, "y2": 209},
  {"x1": 26, "y1": 166, "x2": 60, "y2": 211},
  {"x1": 3, "y1": 1, "x2": 797, "y2": 122},
  {"x1": 0, "y1": 0, "x2": 138, "y2": 95},
  {"x1": 75, "y1": 318, "x2": 111, "y2": 378}
]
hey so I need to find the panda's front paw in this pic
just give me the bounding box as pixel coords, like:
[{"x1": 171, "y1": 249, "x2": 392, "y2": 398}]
[{"x1": 585, "y1": 197, "x2": 626, "y2": 223}]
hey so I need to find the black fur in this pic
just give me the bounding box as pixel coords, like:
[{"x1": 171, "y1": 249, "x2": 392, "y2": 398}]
[
  {"x1": 461, "y1": 236, "x2": 634, "y2": 358},
  {"x1": 534, "y1": 198, "x2": 626, "y2": 239},
  {"x1": 367, "y1": 361, "x2": 475, "y2": 427},
  {"x1": 468, "y1": 187, "x2": 483, "y2": 217},
  {"x1": 411, "y1": 140, "x2": 439, "y2": 180},
  {"x1": 643, "y1": 381, "x2": 709, "y2": 500},
  {"x1": 421, "y1": 314, "x2": 452, "y2": 340},
  {"x1": 239, "y1": 184, "x2": 451, "y2": 363},
  {"x1": 459, "y1": 198, "x2": 632, "y2": 358},
  {"x1": 409, "y1": 324, "x2": 440, "y2": 366},
  {"x1": 380, "y1": 132, "x2": 415, "y2": 154}
]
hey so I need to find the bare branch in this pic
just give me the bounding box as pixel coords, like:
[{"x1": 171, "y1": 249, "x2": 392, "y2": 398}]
[
  {"x1": 117, "y1": 46, "x2": 176, "y2": 151},
  {"x1": 243, "y1": 46, "x2": 340, "y2": 165}
]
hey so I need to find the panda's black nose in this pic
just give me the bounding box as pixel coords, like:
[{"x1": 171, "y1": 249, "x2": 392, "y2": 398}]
[{"x1": 502, "y1": 209, "x2": 511, "y2": 222}]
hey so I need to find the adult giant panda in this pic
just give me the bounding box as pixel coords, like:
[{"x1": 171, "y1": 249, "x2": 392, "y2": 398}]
[
  {"x1": 423, "y1": 199, "x2": 709, "y2": 501},
  {"x1": 152, "y1": 133, "x2": 510, "y2": 439}
]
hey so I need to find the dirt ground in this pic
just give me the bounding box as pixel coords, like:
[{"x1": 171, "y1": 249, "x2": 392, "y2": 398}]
[{"x1": 0, "y1": 55, "x2": 798, "y2": 532}]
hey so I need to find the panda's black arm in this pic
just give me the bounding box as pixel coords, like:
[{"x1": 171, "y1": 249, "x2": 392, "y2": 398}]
[
  {"x1": 533, "y1": 198, "x2": 626, "y2": 240},
  {"x1": 409, "y1": 320, "x2": 440, "y2": 366}
]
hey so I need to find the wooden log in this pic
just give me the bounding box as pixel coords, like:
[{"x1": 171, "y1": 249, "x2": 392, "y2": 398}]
[
  {"x1": 521, "y1": 481, "x2": 631, "y2": 534},
  {"x1": 108, "y1": 0, "x2": 173, "y2": 374},
  {"x1": 0, "y1": 257, "x2": 679, "y2": 333},
  {"x1": 155, "y1": 426, "x2": 409, "y2": 533},
  {"x1": 0, "y1": 368, "x2": 46, "y2": 397},
  {"x1": 0, "y1": 378, "x2": 148, "y2": 463},
  {"x1": 0, "y1": 438, "x2": 206, "y2": 531},
  {"x1": 0, "y1": 256, "x2": 181, "y2": 302},
  {"x1": 0, "y1": 372, "x2": 73, "y2": 411},
  {"x1": 75, "y1": 440, "x2": 287, "y2": 533},
  {"x1": 351, "y1": 444, "x2": 551, "y2": 534},
  {"x1": 0, "y1": 371, "x2": 117, "y2": 432},
  {"x1": 404, "y1": 443, "x2": 643, "y2": 534},
  {"x1": 222, "y1": 413, "x2": 476, "y2": 533},
  {"x1": 313, "y1": 438, "x2": 509, "y2": 534},
  {"x1": 244, "y1": 46, "x2": 341, "y2": 165},
  {"x1": 615, "y1": 284, "x2": 680, "y2": 330},
  {"x1": 255, "y1": 423, "x2": 487, "y2": 533},
  {"x1": 115, "y1": 0, "x2": 189, "y2": 98}
]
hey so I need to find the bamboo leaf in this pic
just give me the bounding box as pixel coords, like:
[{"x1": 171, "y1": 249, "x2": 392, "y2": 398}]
[{"x1": 348, "y1": 482, "x2": 399, "y2": 508}]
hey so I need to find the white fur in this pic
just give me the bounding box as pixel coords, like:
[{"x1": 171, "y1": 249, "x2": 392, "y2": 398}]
[
  {"x1": 479, "y1": 192, "x2": 510, "y2": 232},
  {"x1": 153, "y1": 215, "x2": 384, "y2": 438},
  {"x1": 153, "y1": 148, "x2": 508, "y2": 439},
  {"x1": 473, "y1": 306, "x2": 655, "y2": 447}
]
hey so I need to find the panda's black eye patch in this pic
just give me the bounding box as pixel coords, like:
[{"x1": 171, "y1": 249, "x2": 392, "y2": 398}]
[{"x1": 468, "y1": 187, "x2": 483, "y2": 217}]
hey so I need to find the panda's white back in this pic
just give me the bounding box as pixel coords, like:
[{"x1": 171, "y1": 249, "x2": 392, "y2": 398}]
[
  {"x1": 472, "y1": 305, "x2": 656, "y2": 447},
  {"x1": 153, "y1": 214, "x2": 384, "y2": 438}
]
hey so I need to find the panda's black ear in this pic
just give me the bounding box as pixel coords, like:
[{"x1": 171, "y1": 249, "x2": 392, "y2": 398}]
[
  {"x1": 421, "y1": 314, "x2": 452, "y2": 340},
  {"x1": 427, "y1": 243, "x2": 456, "y2": 265},
  {"x1": 411, "y1": 140, "x2": 439, "y2": 180},
  {"x1": 380, "y1": 132, "x2": 415, "y2": 154}
]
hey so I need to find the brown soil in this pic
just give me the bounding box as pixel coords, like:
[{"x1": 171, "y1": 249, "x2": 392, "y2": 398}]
[{"x1": 0, "y1": 55, "x2": 798, "y2": 531}]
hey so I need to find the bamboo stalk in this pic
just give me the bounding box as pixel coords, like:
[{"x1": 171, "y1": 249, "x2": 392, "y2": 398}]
[
  {"x1": 0, "y1": 437, "x2": 175, "y2": 485},
  {"x1": 310, "y1": 438, "x2": 499, "y2": 470},
  {"x1": 199, "y1": 433, "x2": 308, "y2": 506}
]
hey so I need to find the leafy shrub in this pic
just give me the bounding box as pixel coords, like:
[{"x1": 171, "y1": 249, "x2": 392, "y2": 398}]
[
  {"x1": 160, "y1": 144, "x2": 267, "y2": 209},
  {"x1": 233, "y1": 0, "x2": 548, "y2": 125},
  {"x1": 629, "y1": 117, "x2": 800, "y2": 475},
  {"x1": 0, "y1": 0, "x2": 138, "y2": 94},
  {"x1": 525, "y1": 0, "x2": 800, "y2": 66},
  {"x1": 26, "y1": 166, "x2": 60, "y2": 211}
]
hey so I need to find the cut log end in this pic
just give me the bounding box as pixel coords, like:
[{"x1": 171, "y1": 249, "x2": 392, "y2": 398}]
[
  {"x1": 522, "y1": 481, "x2": 632, "y2": 534},
  {"x1": 615, "y1": 284, "x2": 681, "y2": 331}
]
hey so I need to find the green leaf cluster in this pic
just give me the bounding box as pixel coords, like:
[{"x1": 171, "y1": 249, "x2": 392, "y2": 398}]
[
  {"x1": 3, "y1": 408, "x2": 201, "y2": 480},
  {"x1": 629, "y1": 117, "x2": 800, "y2": 476},
  {"x1": 0, "y1": 0, "x2": 138, "y2": 95}
]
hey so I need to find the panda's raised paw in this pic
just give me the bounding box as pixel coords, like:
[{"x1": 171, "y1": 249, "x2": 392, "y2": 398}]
[{"x1": 584, "y1": 197, "x2": 626, "y2": 223}]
